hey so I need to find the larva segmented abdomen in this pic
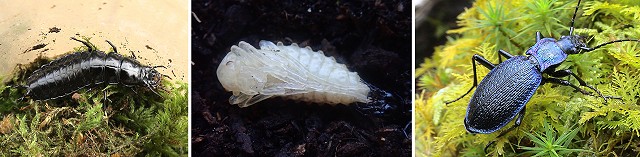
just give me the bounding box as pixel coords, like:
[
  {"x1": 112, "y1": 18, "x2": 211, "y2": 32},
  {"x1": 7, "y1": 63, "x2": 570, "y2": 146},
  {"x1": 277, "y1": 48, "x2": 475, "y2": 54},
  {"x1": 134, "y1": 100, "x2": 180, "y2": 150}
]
[
  {"x1": 217, "y1": 40, "x2": 370, "y2": 107},
  {"x1": 26, "y1": 51, "x2": 107, "y2": 100}
]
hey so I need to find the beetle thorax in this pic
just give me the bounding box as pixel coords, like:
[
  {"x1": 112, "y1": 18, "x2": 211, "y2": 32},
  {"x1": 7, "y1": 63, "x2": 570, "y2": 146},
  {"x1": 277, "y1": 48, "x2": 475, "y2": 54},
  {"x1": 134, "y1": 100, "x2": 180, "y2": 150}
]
[{"x1": 525, "y1": 38, "x2": 568, "y2": 71}]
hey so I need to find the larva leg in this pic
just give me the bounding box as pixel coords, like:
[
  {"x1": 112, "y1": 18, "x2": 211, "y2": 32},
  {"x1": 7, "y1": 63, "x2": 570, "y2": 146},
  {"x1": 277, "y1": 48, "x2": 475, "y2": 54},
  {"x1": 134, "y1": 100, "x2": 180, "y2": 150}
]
[
  {"x1": 106, "y1": 40, "x2": 117, "y2": 53},
  {"x1": 71, "y1": 37, "x2": 93, "y2": 52},
  {"x1": 146, "y1": 83, "x2": 164, "y2": 98},
  {"x1": 103, "y1": 88, "x2": 108, "y2": 107}
]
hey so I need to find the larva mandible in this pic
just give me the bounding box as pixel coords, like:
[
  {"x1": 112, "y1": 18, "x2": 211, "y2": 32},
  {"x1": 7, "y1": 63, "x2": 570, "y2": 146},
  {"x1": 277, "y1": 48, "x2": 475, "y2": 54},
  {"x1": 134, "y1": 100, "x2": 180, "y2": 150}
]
[
  {"x1": 22, "y1": 37, "x2": 165, "y2": 100},
  {"x1": 216, "y1": 40, "x2": 371, "y2": 107}
]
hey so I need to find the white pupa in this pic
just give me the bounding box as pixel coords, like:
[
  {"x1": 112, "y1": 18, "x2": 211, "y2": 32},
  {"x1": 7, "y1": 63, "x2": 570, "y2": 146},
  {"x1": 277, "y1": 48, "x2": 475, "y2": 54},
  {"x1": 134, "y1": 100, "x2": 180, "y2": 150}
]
[{"x1": 216, "y1": 40, "x2": 371, "y2": 107}]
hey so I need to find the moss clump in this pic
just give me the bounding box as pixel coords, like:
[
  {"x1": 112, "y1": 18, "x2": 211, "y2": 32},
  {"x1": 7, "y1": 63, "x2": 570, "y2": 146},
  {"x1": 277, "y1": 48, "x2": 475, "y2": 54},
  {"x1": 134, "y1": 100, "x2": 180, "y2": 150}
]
[
  {"x1": 0, "y1": 39, "x2": 188, "y2": 156},
  {"x1": 416, "y1": 0, "x2": 640, "y2": 156}
]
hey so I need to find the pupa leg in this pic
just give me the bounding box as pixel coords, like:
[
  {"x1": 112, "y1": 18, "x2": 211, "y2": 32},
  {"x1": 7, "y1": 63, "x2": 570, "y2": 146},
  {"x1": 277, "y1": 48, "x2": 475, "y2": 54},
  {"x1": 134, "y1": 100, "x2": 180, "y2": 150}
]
[{"x1": 229, "y1": 93, "x2": 273, "y2": 108}]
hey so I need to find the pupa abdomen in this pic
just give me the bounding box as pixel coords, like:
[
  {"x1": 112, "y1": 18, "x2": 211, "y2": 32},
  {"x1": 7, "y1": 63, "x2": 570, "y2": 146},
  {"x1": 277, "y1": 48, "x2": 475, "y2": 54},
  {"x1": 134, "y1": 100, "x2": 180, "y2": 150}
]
[{"x1": 216, "y1": 40, "x2": 370, "y2": 107}]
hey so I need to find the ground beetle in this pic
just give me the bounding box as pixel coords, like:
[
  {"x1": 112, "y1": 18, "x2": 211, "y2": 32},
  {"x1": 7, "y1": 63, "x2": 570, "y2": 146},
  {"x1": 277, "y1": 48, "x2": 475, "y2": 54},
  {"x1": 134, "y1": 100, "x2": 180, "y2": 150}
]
[{"x1": 445, "y1": 0, "x2": 640, "y2": 153}]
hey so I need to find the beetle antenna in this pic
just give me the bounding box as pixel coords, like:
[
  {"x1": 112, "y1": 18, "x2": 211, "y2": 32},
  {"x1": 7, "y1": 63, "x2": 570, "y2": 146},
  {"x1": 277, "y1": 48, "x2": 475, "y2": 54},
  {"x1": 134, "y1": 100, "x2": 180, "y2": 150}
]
[
  {"x1": 569, "y1": 0, "x2": 581, "y2": 36},
  {"x1": 581, "y1": 39, "x2": 640, "y2": 52}
]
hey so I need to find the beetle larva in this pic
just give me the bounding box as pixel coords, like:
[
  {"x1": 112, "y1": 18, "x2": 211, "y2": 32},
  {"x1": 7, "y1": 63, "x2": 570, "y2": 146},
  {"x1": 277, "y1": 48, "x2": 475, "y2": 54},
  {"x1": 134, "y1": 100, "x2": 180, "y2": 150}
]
[
  {"x1": 22, "y1": 37, "x2": 164, "y2": 100},
  {"x1": 216, "y1": 40, "x2": 370, "y2": 107}
]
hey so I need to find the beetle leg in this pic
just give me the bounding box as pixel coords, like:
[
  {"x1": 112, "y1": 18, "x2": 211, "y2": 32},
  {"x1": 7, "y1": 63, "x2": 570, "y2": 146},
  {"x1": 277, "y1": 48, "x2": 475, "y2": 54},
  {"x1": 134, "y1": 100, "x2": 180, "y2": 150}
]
[
  {"x1": 544, "y1": 77, "x2": 591, "y2": 95},
  {"x1": 547, "y1": 70, "x2": 616, "y2": 102},
  {"x1": 498, "y1": 49, "x2": 514, "y2": 63},
  {"x1": 536, "y1": 32, "x2": 544, "y2": 42},
  {"x1": 445, "y1": 54, "x2": 495, "y2": 104},
  {"x1": 545, "y1": 77, "x2": 620, "y2": 102},
  {"x1": 484, "y1": 107, "x2": 525, "y2": 154}
]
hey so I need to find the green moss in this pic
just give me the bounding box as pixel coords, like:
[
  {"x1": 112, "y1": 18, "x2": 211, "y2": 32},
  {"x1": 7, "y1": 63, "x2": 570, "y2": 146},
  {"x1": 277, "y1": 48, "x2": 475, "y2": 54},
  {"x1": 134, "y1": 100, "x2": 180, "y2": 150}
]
[
  {"x1": 520, "y1": 120, "x2": 590, "y2": 156},
  {"x1": 0, "y1": 39, "x2": 188, "y2": 156},
  {"x1": 416, "y1": 0, "x2": 640, "y2": 156}
]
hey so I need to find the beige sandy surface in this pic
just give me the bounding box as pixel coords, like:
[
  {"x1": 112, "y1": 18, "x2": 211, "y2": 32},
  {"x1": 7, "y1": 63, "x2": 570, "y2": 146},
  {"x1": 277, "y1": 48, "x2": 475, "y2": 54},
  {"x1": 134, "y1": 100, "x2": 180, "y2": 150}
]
[{"x1": 0, "y1": 0, "x2": 188, "y2": 82}]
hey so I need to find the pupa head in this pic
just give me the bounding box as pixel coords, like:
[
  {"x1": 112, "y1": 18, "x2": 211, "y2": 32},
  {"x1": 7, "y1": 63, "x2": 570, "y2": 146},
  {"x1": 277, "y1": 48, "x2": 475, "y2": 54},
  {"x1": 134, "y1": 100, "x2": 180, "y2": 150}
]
[{"x1": 216, "y1": 42, "x2": 271, "y2": 106}]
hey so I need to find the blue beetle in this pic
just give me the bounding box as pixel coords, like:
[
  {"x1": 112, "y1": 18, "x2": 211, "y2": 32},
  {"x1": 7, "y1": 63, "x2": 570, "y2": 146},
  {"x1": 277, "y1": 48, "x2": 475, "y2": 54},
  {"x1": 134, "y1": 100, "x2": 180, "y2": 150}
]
[{"x1": 445, "y1": 0, "x2": 639, "y2": 153}]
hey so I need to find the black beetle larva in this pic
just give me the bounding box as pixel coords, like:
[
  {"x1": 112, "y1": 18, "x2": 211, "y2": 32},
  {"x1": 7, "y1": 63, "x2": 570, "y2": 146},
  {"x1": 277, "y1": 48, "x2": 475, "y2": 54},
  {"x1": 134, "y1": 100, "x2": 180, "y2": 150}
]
[{"x1": 21, "y1": 37, "x2": 165, "y2": 100}]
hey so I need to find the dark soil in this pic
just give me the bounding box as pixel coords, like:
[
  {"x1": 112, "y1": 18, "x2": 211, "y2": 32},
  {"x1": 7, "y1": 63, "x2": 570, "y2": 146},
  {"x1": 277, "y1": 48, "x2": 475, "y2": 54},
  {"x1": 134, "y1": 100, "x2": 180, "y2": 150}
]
[
  {"x1": 415, "y1": 0, "x2": 471, "y2": 62},
  {"x1": 191, "y1": 0, "x2": 411, "y2": 156},
  {"x1": 49, "y1": 27, "x2": 61, "y2": 33},
  {"x1": 23, "y1": 43, "x2": 48, "y2": 54}
]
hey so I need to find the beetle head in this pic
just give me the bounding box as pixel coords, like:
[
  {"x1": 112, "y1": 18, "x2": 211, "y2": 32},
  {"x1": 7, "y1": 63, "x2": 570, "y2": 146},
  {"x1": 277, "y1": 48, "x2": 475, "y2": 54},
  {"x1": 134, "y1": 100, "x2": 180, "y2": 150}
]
[{"x1": 558, "y1": 35, "x2": 587, "y2": 54}]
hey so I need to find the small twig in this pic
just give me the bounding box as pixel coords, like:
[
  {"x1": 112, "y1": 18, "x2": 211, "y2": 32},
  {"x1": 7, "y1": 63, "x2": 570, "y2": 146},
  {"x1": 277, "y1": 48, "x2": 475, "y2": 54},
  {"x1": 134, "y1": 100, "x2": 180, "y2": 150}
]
[{"x1": 192, "y1": 12, "x2": 202, "y2": 23}]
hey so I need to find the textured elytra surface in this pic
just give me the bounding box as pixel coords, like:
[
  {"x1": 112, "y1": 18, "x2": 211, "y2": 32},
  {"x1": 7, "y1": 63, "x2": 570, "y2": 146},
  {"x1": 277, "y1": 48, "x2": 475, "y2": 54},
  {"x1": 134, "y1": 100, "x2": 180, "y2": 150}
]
[
  {"x1": 465, "y1": 56, "x2": 542, "y2": 133},
  {"x1": 217, "y1": 40, "x2": 370, "y2": 107}
]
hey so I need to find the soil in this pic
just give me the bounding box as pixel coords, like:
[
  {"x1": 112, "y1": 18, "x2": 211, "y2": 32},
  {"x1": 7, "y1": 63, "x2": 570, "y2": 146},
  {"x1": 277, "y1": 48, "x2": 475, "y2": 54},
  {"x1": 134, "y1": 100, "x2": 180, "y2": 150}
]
[{"x1": 191, "y1": 0, "x2": 412, "y2": 156}]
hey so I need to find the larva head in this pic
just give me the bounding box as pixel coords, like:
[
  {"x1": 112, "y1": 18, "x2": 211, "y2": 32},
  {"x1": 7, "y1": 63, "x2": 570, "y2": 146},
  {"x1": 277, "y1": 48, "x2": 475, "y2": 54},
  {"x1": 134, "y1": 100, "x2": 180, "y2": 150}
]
[
  {"x1": 217, "y1": 44, "x2": 268, "y2": 97},
  {"x1": 141, "y1": 67, "x2": 162, "y2": 88}
]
